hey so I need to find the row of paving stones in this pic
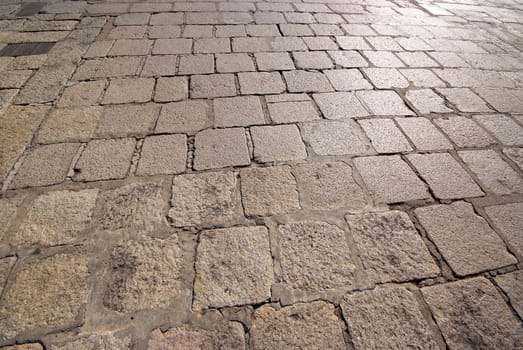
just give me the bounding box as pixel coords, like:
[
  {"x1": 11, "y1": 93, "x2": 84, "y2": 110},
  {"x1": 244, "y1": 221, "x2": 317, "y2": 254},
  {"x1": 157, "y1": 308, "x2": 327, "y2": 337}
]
[{"x1": 0, "y1": 176, "x2": 522, "y2": 348}]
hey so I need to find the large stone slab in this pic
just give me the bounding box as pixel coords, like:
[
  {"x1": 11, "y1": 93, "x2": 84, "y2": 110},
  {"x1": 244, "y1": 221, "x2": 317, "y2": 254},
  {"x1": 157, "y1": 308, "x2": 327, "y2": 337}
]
[
  {"x1": 342, "y1": 287, "x2": 443, "y2": 350},
  {"x1": 422, "y1": 277, "x2": 523, "y2": 349},
  {"x1": 193, "y1": 226, "x2": 273, "y2": 309},
  {"x1": 485, "y1": 202, "x2": 523, "y2": 259},
  {"x1": 415, "y1": 202, "x2": 516, "y2": 276},
  {"x1": 346, "y1": 211, "x2": 439, "y2": 283},
  {"x1": 495, "y1": 270, "x2": 523, "y2": 319},
  {"x1": 250, "y1": 302, "x2": 346, "y2": 349}
]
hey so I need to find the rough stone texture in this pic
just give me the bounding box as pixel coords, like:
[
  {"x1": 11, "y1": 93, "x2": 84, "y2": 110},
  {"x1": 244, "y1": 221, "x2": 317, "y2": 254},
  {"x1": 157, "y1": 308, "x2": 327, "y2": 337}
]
[
  {"x1": 495, "y1": 270, "x2": 523, "y2": 319},
  {"x1": 74, "y1": 138, "x2": 136, "y2": 182},
  {"x1": 38, "y1": 107, "x2": 102, "y2": 144},
  {"x1": 267, "y1": 101, "x2": 319, "y2": 123},
  {"x1": 358, "y1": 118, "x2": 412, "y2": 153},
  {"x1": 503, "y1": 148, "x2": 523, "y2": 170},
  {"x1": 459, "y1": 150, "x2": 523, "y2": 195},
  {"x1": 12, "y1": 189, "x2": 98, "y2": 248},
  {"x1": 156, "y1": 100, "x2": 211, "y2": 134},
  {"x1": 0, "y1": 257, "x2": 16, "y2": 297},
  {"x1": 1, "y1": 344, "x2": 42, "y2": 350},
  {"x1": 142, "y1": 55, "x2": 178, "y2": 76},
  {"x1": 283, "y1": 70, "x2": 333, "y2": 93},
  {"x1": 10, "y1": 143, "x2": 80, "y2": 189},
  {"x1": 178, "y1": 54, "x2": 214, "y2": 75},
  {"x1": 485, "y1": 202, "x2": 523, "y2": 259},
  {"x1": 0, "y1": 253, "x2": 90, "y2": 342},
  {"x1": 255, "y1": 52, "x2": 294, "y2": 71},
  {"x1": 324, "y1": 69, "x2": 372, "y2": 91},
  {"x1": 49, "y1": 332, "x2": 132, "y2": 350},
  {"x1": 96, "y1": 104, "x2": 160, "y2": 138},
  {"x1": 405, "y1": 89, "x2": 453, "y2": 114},
  {"x1": 354, "y1": 155, "x2": 430, "y2": 203},
  {"x1": 294, "y1": 161, "x2": 367, "y2": 210},
  {"x1": 250, "y1": 125, "x2": 307, "y2": 162},
  {"x1": 313, "y1": 92, "x2": 368, "y2": 119},
  {"x1": 102, "y1": 78, "x2": 155, "y2": 104},
  {"x1": 169, "y1": 171, "x2": 241, "y2": 227},
  {"x1": 407, "y1": 153, "x2": 484, "y2": 199},
  {"x1": 274, "y1": 221, "x2": 356, "y2": 293},
  {"x1": 213, "y1": 96, "x2": 265, "y2": 127},
  {"x1": 434, "y1": 116, "x2": 496, "y2": 148},
  {"x1": 137, "y1": 134, "x2": 187, "y2": 175},
  {"x1": 238, "y1": 72, "x2": 286, "y2": 94},
  {"x1": 473, "y1": 114, "x2": 523, "y2": 146},
  {"x1": 154, "y1": 76, "x2": 188, "y2": 102},
  {"x1": 356, "y1": 90, "x2": 414, "y2": 116},
  {"x1": 104, "y1": 237, "x2": 186, "y2": 313},
  {"x1": 415, "y1": 202, "x2": 517, "y2": 276},
  {"x1": 240, "y1": 166, "x2": 300, "y2": 216},
  {"x1": 342, "y1": 287, "x2": 443, "y2": 350},
  {"x1": 301, "y1": 120, "x2": 373, "y2": 156},
  {"x1": 422, "y1": 277, "x2": 523, "y2": 350},
  {"x1": 0, "y1": 105, "x2": 50, "y2": 183},
  {"x1": 57, "y1": 81, "x2": 106, "y2": 108},
  {"x1": 194, "y1": 128, "x2": 250, "y2": 170},
  {"x1": 148, "y1": 323, "x2": 245, "y2": 350},
  {"x1": 396, "y1": 117, "x2": 453, "y2": 151},
  {"x1": 193, "y1": 226, "x2": 273, "y2": 309},
  {"x1": 190, "y1": 74, "x2": 236, "y2": 98},
  {"x1": 346, "y1": 211, "x2": 439, "y2": 283},
  {"x1": 436, "y1": 87, "x2": 492, "y2": 113},
  {"x1": 250, "y1": 302, "x2": 346, "y2": 350}
]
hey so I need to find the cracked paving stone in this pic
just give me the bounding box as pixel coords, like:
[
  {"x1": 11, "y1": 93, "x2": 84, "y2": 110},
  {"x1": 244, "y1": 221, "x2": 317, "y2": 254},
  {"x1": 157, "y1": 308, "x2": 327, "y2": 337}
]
[
  {"x1": 250, "y1": 125, "x2": 307, "y2": 162},
  {"x1": 436, "y1": 87, "x2": 492, "y2": 113},
  {"x1": 415, "y1": 201, "x2": 517, "y2": 276},
  {"x1": 294, "y1": 161, "x2": 368, "y2": 210},
  {"x1": 169, "y1": 171, "x2": 242, "y2": 228},
  {"x1": 495, "y1": 270, "x2": 523, "y2": 319},
  {"x1": 194, "y1": 128, "x2": 250, "y2": 170},
  {"x1": 405, "y1": 89, "x2": 453, "y2": 114},
  {"x1": 74, "y1": 138, "x2": 136, "y2": 182},
  {"x1": 0, "y1": 252, "x2": 90, "y2": 342},
  {"x1": 11, "y1": 189, "x2": 98, "y2": 249},
  {"x1": 356, "y1": 90, "x2": 414, "y2": 116},
  {"x1": 274, "y1": 221, "x2": 356, "y2": 293},
  {"x1": 422, "y1": 277, "x2": 523, "y2": 350},
  {"x1": 38, "y1": 106, "x2": 103, "y2": 144},
  {"x1": 250, "y1": 302, "x2": 346, "y2": 349},
  {"x1": 485, "y1": 202, "x2": 523, "y2": 259},
  {"x1": 193, "y1": 226, "x2": 273, "y2": 309},
  {"x1": 240, "y1": 166, "x2": 300, "y2": 217},
  {"x1": 104, "y1": 236, "x2": 191, "y2": 313},
  {"x1": 137, "y1": 134, "x2": 187, "y2": 176},
  {"x1": 98, "y1": 182, "x2": 166, "y2": 232},
  {"x1": 342, "y1": 287, "x2": 444, "y2": 350},
  {"x1": 148, "y1": 323, "x2": 245, "y2": 350},
  {"x1": 348, "y1": 209, "x2": 439, "y2": 283},
  {"x1": 354, "y1": 155, "x2": 429, "y2": 204},
  {"x1": 10, "y1": 143, "x2": 80, "y2": 189}
]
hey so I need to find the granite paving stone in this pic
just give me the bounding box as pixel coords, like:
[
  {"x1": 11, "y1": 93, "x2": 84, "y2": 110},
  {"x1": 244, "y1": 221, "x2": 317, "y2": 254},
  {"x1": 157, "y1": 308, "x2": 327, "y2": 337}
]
[
  {"x1": 238, "y1": 72, "x2": 286, "y2": 94},
  {"x1": 193, "y1": 128, "x2": 250, "y2": 170},
  {"x1": 472, "y1": 114, "x2": 523, "y2": 146},
  {"x1": 358, "y1": 118, "x2": 413, "y2": 153},
  {"x1": 485, "y1": 202, "x2": 523, "y2": 259},
  {"x1": 155, "y1": 100, "x2": 212, "y2": 134},
  {"x1": 495, "y1": 270, "x2": 523, "y2": 319},
  {"x1": 154, "y1": 76, "x2": 188, "y2": 102},
  {"x1": 213, "y1": 96, "x2": 265, "y2": 127},
  {"x1": 137, "y1": 134, "x2": 187, "y2": 176},
  {"x1": 250, "y1": 125, "x2": 307, "y2": 162},
  {"x1": 96, "y1": 103, "x2": 160, "y2": 138},
  {"x1": 267, "y1": 101, "x2": 320, "y2": 123},
  {"x1": 313, "y1": 92, "x2": 368, "y2": 119},
  {"x1": 396, "y1": 117, "x2": 453, "y2": 151},
  {"x1": 434, "y1": 116, "x2": 496, "y2": 148},
  {"x1": 356, "y1": 90, "x2": 414, "y2": 116},
  {"x1": 191, "y1": 74, "x2": 236, "y2": 98},
  {"x1": 102, "y1": 78, "x2": 155, "y2": 104}
]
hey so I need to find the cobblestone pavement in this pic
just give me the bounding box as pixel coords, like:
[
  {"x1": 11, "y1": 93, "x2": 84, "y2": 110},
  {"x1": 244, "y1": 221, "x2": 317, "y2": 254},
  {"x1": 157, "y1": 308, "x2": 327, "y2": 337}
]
[{"x1": 0, "y1": 0, "x2": 522, "y2": 348}]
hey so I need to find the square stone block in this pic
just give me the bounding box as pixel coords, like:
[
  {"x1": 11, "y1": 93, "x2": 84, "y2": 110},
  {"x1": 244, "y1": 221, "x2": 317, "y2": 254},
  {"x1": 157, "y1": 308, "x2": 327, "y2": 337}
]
[
  {"x1": 238, "y1": 72, "x2": 286, "y2": 94},
  {"x1": 155, "y1": 100, "x2": 212, "y2": 134},
  {"x1": 485, "y1": 202, "x2": 523, "y2": 259},
  {"x1": 250, "y1": 125, "x2": 307, "y2": 162},
  {"x1": 137, "y1": 134, "x2": 187, "y2": 176},
  {"x1": 358, "y1": 118, "x2": 412, "y2": 153},
  {"x1": 154, "y1": 77, "x2": 188, "y2": 102},
  {"x1": 194, "y1": 128, "x2": 250, "y2": 170},
  {"x1": 267, "y1": 101, "x2": 320, "y2": 124},
  {"x1": 102, "y1": 78, "x2": 155, "y2": 104},
  {"x1": 214, "y1": 96, "x2": 265, "y2": 127},
  {"x1": 190, "y1": 74, "x2": 236, "y2": 98},
  {"x1": 57, "y1": 81, "x2": 106, "y2": 108},
  {"x1": 96, "y1": 103, "x2": 160, "y2": 138},
  {"x1": 193, "y1": 226, "x2": 273, "y2": 309},
  {"x1": 356, "y1": 90, "x2": 414, "y2": 116},
  {"x1": 313, "y1": 92, "x2": 368, "y2": 119},
  {"x1": 38, "y1": 106, "x2": 102, "y2": 144}
]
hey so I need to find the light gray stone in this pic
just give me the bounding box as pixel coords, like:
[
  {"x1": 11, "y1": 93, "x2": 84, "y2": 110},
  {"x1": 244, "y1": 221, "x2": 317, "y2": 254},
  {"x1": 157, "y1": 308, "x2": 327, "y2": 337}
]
[
  {"x1": 194, "y1": 128, "x2": 250, "y2": 170},
  {"x1": 238, "y1": 72, "x2": 286, "y2": 94},
  {"x1": 473, "y1": 114, "x2": 523, "y2": 146},
  {"x1": 405, "y1": 89, "x2": 453, "y2": 114},
  {"x1": 156, "y1": 100, "x2": 212, "y2": 135},
  {"x1": 356, "y1": 90, "x2": 414, "y2": 116},
  {"x1": 214, "y1": 96, "x2": 265, "y2": 127},
  {"x1": 324, "y1": 69, "x2": 372, "y2": 91},
  {"x1": 422, "y1": 277, "x2": 523, "y2": 350},
  {"x1": 342, "y1": 287, "x2": 443, "y2": 350},
  {"x1": 434, "y1": 116, "x2": 496, "y2": 148},
  {"x1": 193, "y1": 226, "x2": 273, "y2": 309},
  {"x1": 102, "y1": 78, "x2": 155, "y2": 104},
  {"x1": 415, "y1": 202, "x2": 517, "y2": 276},
  {"x1": 250, "y1": 125, "x2": 307, "y2": 162},
  {"x1": 267, "y1": 101, "x2": 320, "y2": 123},
  {"x1": 283, "y1": 70, "x2": 333, "y2": 93},
  {"x1": 359, "y1": 118, "x2": 412, "y2": 153},
  {"x1": 436, "y1": 87, "x2": 492, "y2": 113},
  {"x1": 313, "y1": 92, "x2": 368, "y2": 119},
  {"x1": 137, "y1": 135, "x2": 187, "y2": 176},
  {"x1": 396, "y1": 117, "x2": 453, "y2": 151},
  {"x1": 191, "y1": 74, "x2": 236, "y2": 98},
  {"x1": 154, "y1": 77, "x2": 188, "y2": 102},
  {"x1": 96, "y1": 104, "x2": 160, "y2": 138}
]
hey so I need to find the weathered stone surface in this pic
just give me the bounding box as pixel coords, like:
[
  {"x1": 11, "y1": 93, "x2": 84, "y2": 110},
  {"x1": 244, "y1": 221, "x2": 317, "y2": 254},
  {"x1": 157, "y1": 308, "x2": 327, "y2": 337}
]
[
  {"x1": 313, "y1": 92, "x2": 368, "y2": 119},
  {"x1": 0, "y1": 257, "x2": 16, "y2": 296},
  {"x1": 434, "y1": 116, "x2": 496, "y2": 148},
  {"x1": 213, "y1": 96, "x2": 265, "y2": 127},
  {"x1": 74, "y1": 139, "x2": 136, "y2": 182},
  {"x1": 95, "y1": 57, "x2": 141, "y2": 78},
  {"x1": 485, "y1": 202, "x2": 523, "y2": 259},
  {"x1": 267, "y1": 101, "x2": 319, "y2": 123},
  {"x1": 250, "y1": 302, "x2": 346, "y2": 349},
  {"x1": 354, "y1": 155, "x2": 430, "y2": 203},
  {"x1": 12, "y1": 189, "x2": 98, "y2": 248},
  {"x1": 473, "y1": 114, "x2": 523, "y2": 146},
  {"x1": 283, "y1": 70, "x2": 333, "y2": 93},
  {"x1": 102, "y1": 78, "x2": 155, "y2": 104},
  {"x1": 0, "y1": 105, "x2": 50, "y2": 183},
  {"x1": 169, "y1": 171, "x2": 241, "y2": 227},
  {"x1": 104, "y1": 237, "x2": 187, "y2": 313},
  {"x1": 324, "y1": 69, "x2": 372, "y2": 91},
  {"x1": 190, "y1": 74, "x2": 236, "y2": 98},
  {"x1": 96, "y1": 104, "x2": 160, "y2": 138},
  {"x1": 193, "y1": 226, "x2": 273, "y2": 309},
  {"x1": 436, "y1": 87, "x2": 492, "y2": 113},
  {"x1": 178, "y1": 54, "x2": 214, "y2": 75},
  {"x1": 148, "y1": 323, "x2": 245, "y2": 350},
  {"x1": 275, "y1": 221, "x2": 356, "y2": 293},
  {"x1": 415, "y1": 202, "x2": 517, "y2": 276},
  {"x1": 301, "y1": 120, "x2": 372, "y2": 156},
  {"x1": 422, "y1": 277, "x2": 523, "y2": 350},
  {"x1": 342, "y1": 287, "x2": 443, "y2": 350},
  {"x1": 294, "y1": 161, "x2": 367, "y2": 210},
  {"x1": 16, "y1": 64, "x2": 76, "y2": 104},
  {"x1": 503, "y1": 148, "x2": 523, "y2": 170},
  {"x1": 194, "y1": 128, "x2": 250, "y2": 170},
  {"x1": 459, "y1": 150, "x2": 523, "y2": 195},
  {"x1": 238, "y1": 72, "x2": 285, "y2": 94},
  {"x1": 346, "y1": 211, "x2": 439, "y2": 283},
  {"x1": 250, "y1": 125, "x2": 307, "y2": 162},
  {"x1": 240, "y1": 166, "x2": 300, "y2": 217},
  {"x1": 359, "y1": 118, "x2": 412, "y2": 153},
  {"x1": 137, "y1": 135, "x2": 187, "y2": 176},
  {"x1": 1, "y1": 343, "x2": 43, "y2": 350},
  {"x1": 356, "y1": 90, "x2": 414, "y2": 116},
  {"x1": 396, "y1": 117, "x2": 453, "y2": 151},
  {"x1": 10, "y1": 143, "x2": 80, "y2": 189},
  {"x1": 405, "y1": 89, "x2": 453, "y2": 114},
  {"x1": 155, "y1": 100, "x2": 212, "y2": 134},
  {"x1": 0, "y1": 253, "x2": 90, "y2": 341},
  {"x1": 407, "y1": 153, "x2": 484, "y2": 199},
  {"x1": 38, "y1": 107, "x2": 102, "y2": 144},
  {"x1": 57, "y1": 81, "x2": 106, "y2": 108},
  {"x1": 495, "y1": 270, "x2": 523, "y2": 319},
  {"x1": 154, "y1": 77, "x2": 188, "y2": 102},
  {"x1": 49, "y1": 331, "x2": 132, "y2": 350},
  {"x1": 142, "y1": 55, "x2": 178, "y2": 76}
]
